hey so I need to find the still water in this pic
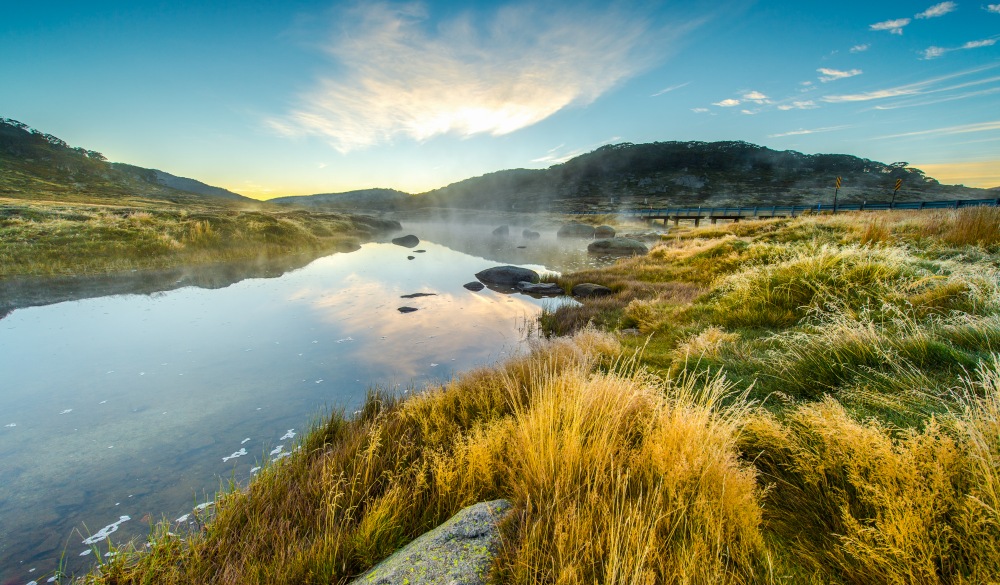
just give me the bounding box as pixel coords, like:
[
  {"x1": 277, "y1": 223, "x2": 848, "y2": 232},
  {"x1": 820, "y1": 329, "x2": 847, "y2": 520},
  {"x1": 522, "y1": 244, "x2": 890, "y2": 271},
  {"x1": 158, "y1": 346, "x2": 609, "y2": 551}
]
[{"x1": 0, "y1": 221, "x2": 626, "y2": 583}]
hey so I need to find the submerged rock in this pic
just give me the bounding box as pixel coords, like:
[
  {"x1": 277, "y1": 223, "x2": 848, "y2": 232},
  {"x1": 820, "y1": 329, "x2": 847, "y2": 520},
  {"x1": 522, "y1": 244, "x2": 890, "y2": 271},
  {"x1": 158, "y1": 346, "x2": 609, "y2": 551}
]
[
  {"x1": 572, "y1": 283, "x2": 613, "y2": 297},
  {"x1": 492, "y1": 225, "x2": 509, "y2": 237},
  {"x1": 522, "y1": 229, "x2": 540, "y2": 239},
  {"x1": 349, "y1": 499, "x2": 512, "y2": 585},
  {"x1": 400, "y1": 292, "x2": 437, "y2": 299},
  {"x1": 475, "y1": 265, "x2": 540, "y2": 286},
  {"x1": 594, "y1": 225, "x2": 616, "y2": 238},
  {"x1": 463, "y1": 281, "x2": 485, "y2": 292},
  {"x1": 392, "y1": 234, "x2": 420, "y2": 248},
  {"x1": 517, "y1": 281, "x2": 564, "y2": 295},
  {"x1": 587, "y1": 238, "x2": 648, "y2": 256},
  {"x1": 397, "y1": 306, "x2": 419, "y2": 313},
  {"x1": 557, "y1": 222, "x2": 596, "y2": 238}
]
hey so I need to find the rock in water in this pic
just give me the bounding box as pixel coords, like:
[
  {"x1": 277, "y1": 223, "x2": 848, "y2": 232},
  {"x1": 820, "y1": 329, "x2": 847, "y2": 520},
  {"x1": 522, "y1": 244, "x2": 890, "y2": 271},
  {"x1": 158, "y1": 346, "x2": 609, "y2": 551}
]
[
  {"x1": 475, "y1": 265, "x2": 539, "y2": 286},
  {"x1": 463, "y1": 281, "x2": 485, "y2": 291},
  {"x1": 522, "y1": 229, "x2": 540, "y2": 239},
  {"x1": 587, "y1": 238, "x2": 648, "y2": 256},
  {"x1": 350, "y1": 499, "x2": 513, "y2": 585},
  {"x1": 492, "y1": 225, "x2": 509, "y2": 236},
  {"x1": 397, "y1": 306, "x2": 418, "y2": 313},
  {"x1": 517, "y1": 281, "x2": 564, "y2": 295},
  {"x1": 392, "y1": 235, "x2": 420, "y2": 248},
  {"x1": 400, "y1": 292, "x2": 437, "y2": 299},
  {"x1": 595, "y1": 225, "x2": 616, "y2": 238},
  {"x1": 572, "y1": 283, "x2": 614, "y2": 297},
  {"x1": 557, "y1": 222, "x2": 596, "y2": 238}
]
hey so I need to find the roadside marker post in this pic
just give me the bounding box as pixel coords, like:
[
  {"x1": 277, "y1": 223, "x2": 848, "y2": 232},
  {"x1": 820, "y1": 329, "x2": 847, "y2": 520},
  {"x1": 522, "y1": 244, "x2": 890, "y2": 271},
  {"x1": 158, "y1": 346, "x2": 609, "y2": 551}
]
[
  {"x1": 892, "y1": 178, "x2": 902, "y2": 208},
  {"x1": 833, "y1": 176, "x2": 841, "y2": 213}
]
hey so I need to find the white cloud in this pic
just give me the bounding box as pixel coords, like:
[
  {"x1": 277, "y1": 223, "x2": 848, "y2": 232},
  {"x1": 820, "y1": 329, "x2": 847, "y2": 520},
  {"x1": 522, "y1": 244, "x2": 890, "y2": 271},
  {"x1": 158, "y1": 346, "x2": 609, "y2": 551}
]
[
  {"x1": 964, "y1": 39, "x2": 997, "y2": 49},
  {"x1": 270, "y1": 2, "x2": 671, "y2": 152},
  {"x1": 768, "y1": 125, "x2": 851, "y2": 138},
  {"x1": 713, "y1": 98, "x2": 741, "y2": 107},
  {"x1": 870, "y1": 17, "x2": 910, "y2": 34},
  {"x1": 921, "y1": 38, "x2": 997, "y2": 59},
  {"x1": 651, "y1": 81, "x2": 691, "y2": 97},
  {"x1": 988, "y1": 4, "x2": 1000, "y2": 13},
  {"x1": 817, "y1": 68, "x2": 863, "y2": 82},
  {"x1": 740, "y1": 109, "x2": 758, "y2": 115},
  {"x1": 850, "y1": 44, "x2": 870, "y2": 53},
  {"x1": 922, "y1": 46, "x2": 948, "y2": 59},
  {"x1": 742, "y1": 90, "x2": 770, "y2": 103},
  {"x1": 915, "y1": 1, "x2": 957, "y2": 18},
  {"x1": 691, "y1": 107, "x2": 709, "y2": 113},
  {"x1": 777, "y1": 100, "x2": 818, "y2": 110},
  {"x1": 822, "y1": 65, "x2": 999, "y2": 103},
  {"x1": 874, "y1": 121, "x2": 1000, "y2": 139}
]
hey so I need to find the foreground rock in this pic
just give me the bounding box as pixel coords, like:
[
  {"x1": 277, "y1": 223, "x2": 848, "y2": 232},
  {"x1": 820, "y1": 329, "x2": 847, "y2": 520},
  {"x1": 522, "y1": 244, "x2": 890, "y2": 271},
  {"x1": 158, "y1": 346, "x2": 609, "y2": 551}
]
[
  {"x1": 587, "y1": 238, "x2": 648, "y2": 256},
  {"x1": 595, "y1": 225, "x2": 616, "y2": 238},
  {"x1": 557, "y1": 222, "x2": 596, "y2": 238},
  {"x1": 517, "y1": 281, "x2": 564, "y2": 295},
  {"x1": 492, "y1": 225, "x2": 509, "y2": 236},
  {"x1": 572, "y1": 283, "x2": 613, "y2": 297},
  {"x1": 350, "y1": 499, "x2": 512, "y2": 585},
  {"x1": 463, "y1": 281, "x2": 485, "y2": 291},
  {"x1": 391, "y1": 234, "x2": 420, "y2": 248},
  {"x1": 475, "y1": 265, "x2": 539, "y2": 286},
  {"x1": 522, "y1": 229, "x2": 540, "y2": 239}
]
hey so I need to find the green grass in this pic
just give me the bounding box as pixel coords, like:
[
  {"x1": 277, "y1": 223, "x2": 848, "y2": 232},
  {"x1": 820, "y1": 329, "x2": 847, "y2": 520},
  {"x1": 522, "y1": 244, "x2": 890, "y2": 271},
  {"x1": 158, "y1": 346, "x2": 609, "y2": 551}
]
[{"x1": 82, "y1": 208, "x2": 1000, "y2": 584}]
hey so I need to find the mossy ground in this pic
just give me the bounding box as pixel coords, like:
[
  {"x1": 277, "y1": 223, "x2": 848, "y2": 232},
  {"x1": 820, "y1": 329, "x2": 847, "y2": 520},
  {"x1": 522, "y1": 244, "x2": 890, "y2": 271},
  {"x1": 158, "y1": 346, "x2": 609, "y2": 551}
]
[{"x1": 82, "y1": 207, "x2": 1000, "y2": 584}]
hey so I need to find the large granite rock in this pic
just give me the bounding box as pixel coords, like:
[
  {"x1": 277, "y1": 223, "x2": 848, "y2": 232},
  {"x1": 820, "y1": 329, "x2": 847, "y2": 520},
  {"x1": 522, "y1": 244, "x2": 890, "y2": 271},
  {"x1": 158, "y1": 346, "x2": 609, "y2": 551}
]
[
  {"x1": 517, "y1": 281, "x2": 564, "y2": 295},
  {"x1": 572, "y1": 283, "x2": 614, "y2": 297},
  {"x1": 557, "y1": 222, "x2": 596, "y2": 238},
  {"x1": 594, "y1": 225, "x2": 616, "y2": 238},
  {"x1": 350, "y1": 499, "x2": 512, "y2": 585},
  {"x1": 392, "y1": 235, "x2": 420, "y2": 248},
  {"x1": 475, "y1": 266, "x2": 539, "y2": 286},
  {"x1": 587, "y1": 238, "x2": 648, "y2": 256},
  {"x1": 463, "y1": 281, "x2": 486, "y2": 292}
]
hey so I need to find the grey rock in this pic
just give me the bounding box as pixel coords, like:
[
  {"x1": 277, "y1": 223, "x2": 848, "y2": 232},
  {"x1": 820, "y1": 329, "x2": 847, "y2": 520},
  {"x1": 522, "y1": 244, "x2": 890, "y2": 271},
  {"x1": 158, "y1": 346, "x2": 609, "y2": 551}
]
[
  {"x1": 572, "y1": 283, "x2": 613, "y2": 297},
  {"x1": 407, "y1": 256, "x2": 415, "y2": 260},
  {"x1": 492, "y1": 225, "x2": 509, "y2": 237},
  {"x1": 587, "y1": 238, "x2": 648, "y2": 256},
  {"x1": 557, "y1": 222, "x2": 596, "y2": 238},
  {"x1": 594, "y1": 225, "x2": 616, "y2": 238},
  {"x1": 475, "y1": 266, "x2": 540, "y2": 286},
  {"x1": 522, "y1": 229, "x2": 540, "y2": 239},
  {"x1": 350, "y1": 499, "x2": 513, "y2": 585},
  {"x1": 517, "y1": 281, "x2": 564, "y2": 295},
  {"x1": 392, "y1": 235, "x2": 420, "y2": 248},
  {"x1": 400, "y1": 292, "x2": 436, "y2": 299},
  {"x1": 463, "y1": 281, "x2": 485, "y2": 291},
  {"x1": 415, "y1": 249, "x2": 426, "y2": 253},
  {"x1": 398, "y1": 306, "x2": 419, "y2": 313}
]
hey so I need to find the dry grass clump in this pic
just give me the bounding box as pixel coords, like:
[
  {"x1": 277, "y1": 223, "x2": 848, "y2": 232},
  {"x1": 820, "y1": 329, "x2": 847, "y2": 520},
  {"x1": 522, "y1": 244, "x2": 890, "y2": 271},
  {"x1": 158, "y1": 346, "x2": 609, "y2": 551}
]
[{"x1": 927, "y1": 206, "x2": 1000, "y2": 248}]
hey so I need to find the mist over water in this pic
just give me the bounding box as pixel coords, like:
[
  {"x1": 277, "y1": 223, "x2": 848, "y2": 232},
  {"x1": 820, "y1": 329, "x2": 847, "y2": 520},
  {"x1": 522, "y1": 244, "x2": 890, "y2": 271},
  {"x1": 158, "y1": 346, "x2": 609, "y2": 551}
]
[{"x1": 0, "y1": 221, "x2": 624, "y2": 582}]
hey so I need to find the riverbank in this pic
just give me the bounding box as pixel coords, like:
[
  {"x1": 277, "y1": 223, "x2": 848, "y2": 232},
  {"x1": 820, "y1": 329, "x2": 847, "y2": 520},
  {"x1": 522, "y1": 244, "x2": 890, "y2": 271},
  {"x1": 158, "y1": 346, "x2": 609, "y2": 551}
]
[
  {"x1": 86, "y1": 207, "x2": 1000, "y2": 584},
  {"x1": 0, "y1": 197, "x2": 400, "y2": 278}
]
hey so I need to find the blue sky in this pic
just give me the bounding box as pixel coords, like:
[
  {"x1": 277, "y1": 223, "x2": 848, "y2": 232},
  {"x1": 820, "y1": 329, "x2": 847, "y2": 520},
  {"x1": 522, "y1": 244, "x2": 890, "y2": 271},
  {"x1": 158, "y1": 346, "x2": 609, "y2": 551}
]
[{"x1": 2, "y1": 0, "x2": 998, "y2": 198}]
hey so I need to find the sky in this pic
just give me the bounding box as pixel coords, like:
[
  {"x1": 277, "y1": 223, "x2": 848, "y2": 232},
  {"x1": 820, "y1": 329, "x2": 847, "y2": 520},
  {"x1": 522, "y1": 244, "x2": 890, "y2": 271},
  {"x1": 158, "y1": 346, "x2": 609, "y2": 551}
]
[{"x1": 2, "y1": 0, "x2": 999, "y2": 198}]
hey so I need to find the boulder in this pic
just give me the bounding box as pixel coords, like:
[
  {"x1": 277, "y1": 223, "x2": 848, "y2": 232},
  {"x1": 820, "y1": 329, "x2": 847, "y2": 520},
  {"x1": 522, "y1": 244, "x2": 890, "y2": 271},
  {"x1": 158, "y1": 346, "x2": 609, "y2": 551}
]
[
  {"x1": 349, "y1": 499, "x2": 512, "y2": 585},
  {"x1": 517, "y1": 281, "x2": 564, "y2": 295},
  {"x1": 587, "y1": 238, "x2": 648, "y2": 256},
  {"x1": 463, "y1": 281, "x2": 485, "y2": 292},
  {"x1": 392, "y1": 235, "x2": 420, "y2": 248},
  {"x1": 557, "y1": 222, "x2": 596, "y2": 238},
  {"x1": 475, "y1": 265, "x2": 540, "y2": 286},
  {"x1": 522, "y1": 229, "x2": 540, "y2": 239},
  {"x1": 594, "y1": 225, "x2": 616, "y2": 238},
  {"x1": 397, "y1": 306, "x2": 419, "y2": 313},
  {"x1": 572, "y1": 283, "x2": 613, "y2": 297},
  {"x1": 492, "y1": 225, "x2": 509, "y2": 237}
]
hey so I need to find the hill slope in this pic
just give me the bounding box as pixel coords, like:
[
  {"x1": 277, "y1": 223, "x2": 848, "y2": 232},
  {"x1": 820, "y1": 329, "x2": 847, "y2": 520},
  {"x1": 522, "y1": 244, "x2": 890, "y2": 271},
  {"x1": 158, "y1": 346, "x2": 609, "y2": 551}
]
[
  {"x1": 414, "y1": 141, "x2": 992, "y2": 212},
  {"x1": 0, "y1": 117, "x2": 252, "y2": 204},
  {"x1": 269, "y1": 188, "x2": 410, "y2": 210}
]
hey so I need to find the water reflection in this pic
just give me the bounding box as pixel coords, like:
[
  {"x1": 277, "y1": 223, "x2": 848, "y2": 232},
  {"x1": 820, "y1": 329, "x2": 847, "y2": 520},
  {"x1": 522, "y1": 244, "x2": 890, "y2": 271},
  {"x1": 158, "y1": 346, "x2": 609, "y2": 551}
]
[{"x1": 0, "y1": 221, "x2": 602, "y2": 582}]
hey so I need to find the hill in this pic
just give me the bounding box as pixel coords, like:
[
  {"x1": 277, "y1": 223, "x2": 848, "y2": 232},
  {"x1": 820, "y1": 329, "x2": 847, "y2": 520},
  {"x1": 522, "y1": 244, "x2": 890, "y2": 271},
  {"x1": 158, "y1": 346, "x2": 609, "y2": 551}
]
[
  {"x1": 269, "y1": 188, "x2": 410, "y2": 210},
  {"x1": 0, "y1": 117, "x2": 252, "y2": 204},
  {"x1": 413, "y1": 141, "x2": 992, "y2": 212}
]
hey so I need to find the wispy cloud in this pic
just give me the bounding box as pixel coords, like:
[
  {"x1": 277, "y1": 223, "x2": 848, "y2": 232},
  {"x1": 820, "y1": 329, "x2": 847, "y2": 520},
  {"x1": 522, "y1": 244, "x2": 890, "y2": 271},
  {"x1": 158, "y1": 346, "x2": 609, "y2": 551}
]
[
  {"x1": 651, "y1": 81, "x2": 691, "y2": 97},
  {"x1": 691, "y1": 107, "x2": 709, "y2": 113},
  {"x1": 769, "y1": 125, "x2": 851, "y2": 138},
  {"x1": 740, "y1": 109, "x2": 758, "y2": 115},
  {"x1": 870, "y1": 17, "x2": 910, "y2": 34},
  {"x1": 532, "y1": 136, "x2": 621, "y2": 164},
  {"x1": 916, "y1": 1, "x2": 958, "y2": 18},
  {"x1": 822, "y1": 65, "x2": 999, "y2": 103},
  {"x1": 872, "y1": 86, "x2": 1000, "y2": 109},
  {"x1": 850, "y1": 44, "x2": 870, "y2": 53},
  {"x1": 270, "y1": 2, "x2": 679, "y2": 152},
  {"x1": 988, "y1": 4, "x2": 1000, "y2": 13},
  {"x1": 713, "y1": 98, "x2": 741, "y2": 107},
  {"x1": 777, "y1": 100, "x2": 819, "y2": 111},
  {"x1": 874, "y1": 121, "x2": 1000, "y2": 139},
  {"x1": 818, "y1": 67, "x2": 863, "y2": 82},
  {"x1": 921, "y1": 38, "x2": 997, "y2": 59},
  {"x1": 742, "y1": 90, "x2": 770, "y2": 104}
]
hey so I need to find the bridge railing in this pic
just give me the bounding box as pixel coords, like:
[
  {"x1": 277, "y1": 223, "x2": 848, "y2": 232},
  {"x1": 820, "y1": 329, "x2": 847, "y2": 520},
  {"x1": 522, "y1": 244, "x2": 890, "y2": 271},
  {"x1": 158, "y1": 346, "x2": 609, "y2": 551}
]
[{"x1": 572, "y1": 198, "x2": 1000, "y2": 219}]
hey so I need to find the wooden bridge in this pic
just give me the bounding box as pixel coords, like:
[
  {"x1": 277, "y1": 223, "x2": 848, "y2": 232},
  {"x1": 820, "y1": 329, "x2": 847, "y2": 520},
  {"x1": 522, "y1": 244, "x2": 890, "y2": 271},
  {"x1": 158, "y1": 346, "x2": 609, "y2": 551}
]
[{"x1": 577, "y1": 197, "x2": 1000, "y2": 227}]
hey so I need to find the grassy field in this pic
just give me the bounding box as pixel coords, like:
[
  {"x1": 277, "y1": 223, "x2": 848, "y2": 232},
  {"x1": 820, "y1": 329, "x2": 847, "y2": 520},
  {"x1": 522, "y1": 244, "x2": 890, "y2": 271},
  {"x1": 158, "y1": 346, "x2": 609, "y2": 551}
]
[
  {"x1": 0, "y1": 197, "x2": 398, "y2": 278},
  {"x1": 82, "y1": 207, "x2": 1000, "y2": 584}
]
